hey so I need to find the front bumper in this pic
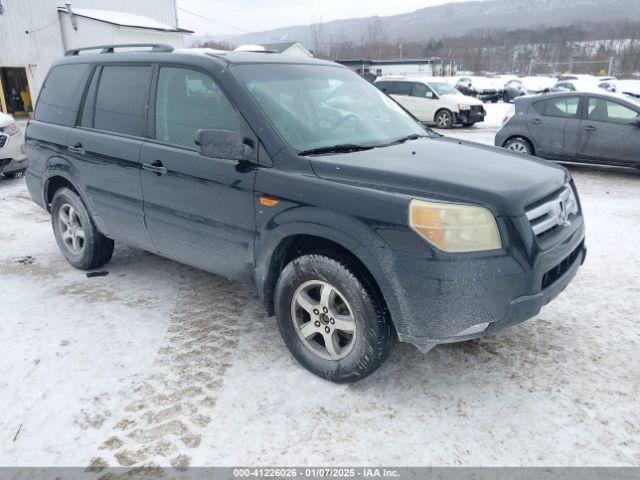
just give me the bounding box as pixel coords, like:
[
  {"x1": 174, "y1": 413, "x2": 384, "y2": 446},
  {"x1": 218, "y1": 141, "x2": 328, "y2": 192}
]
[
  {"x1": 362, "y1": 215, "x2": 586, "y2": 351},
  {"x1": 0, "y1": 129, "x2": 28, "y2": 173},
  {"x1": 454, "y1": 107, "x2": 486, "y2": 125}
]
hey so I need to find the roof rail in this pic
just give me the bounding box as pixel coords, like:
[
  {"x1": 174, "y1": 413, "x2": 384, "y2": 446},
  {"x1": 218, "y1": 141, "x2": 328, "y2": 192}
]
[{"x1": 65, "y1": 44, "x2": 174, "y2": 56}]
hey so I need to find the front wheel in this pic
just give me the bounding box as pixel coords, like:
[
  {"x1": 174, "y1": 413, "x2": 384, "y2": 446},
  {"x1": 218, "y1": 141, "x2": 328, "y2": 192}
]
[
  {"x1": 435, "y1": 109, "x2": 453, "y2": 129},
  {"x1": 275, "y1": 254, "x2": 394, "y2": 383},
  {"x1": 51, "y1": 187, "x2": 114, "y2": 270},
  {"x1": 504, "y1": 137, "x2": 533, "y2": 155}
]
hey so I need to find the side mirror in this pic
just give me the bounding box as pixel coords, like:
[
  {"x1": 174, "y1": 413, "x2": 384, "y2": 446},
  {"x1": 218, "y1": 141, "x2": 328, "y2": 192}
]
[
  {"x1": 195, "y1": 129, "x2": 253, "y2": 161},
  {"x1": 426, "y1": 91, "x2": 435, "y2": 99},
  {"x1": 630, "y1": 116, "x2": 640, "y2": 127}
]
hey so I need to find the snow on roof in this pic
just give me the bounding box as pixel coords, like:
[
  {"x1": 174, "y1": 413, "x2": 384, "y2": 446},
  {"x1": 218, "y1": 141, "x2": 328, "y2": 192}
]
[{"x1": 57, "y1": 7, "x2": 193, "y2": 33}]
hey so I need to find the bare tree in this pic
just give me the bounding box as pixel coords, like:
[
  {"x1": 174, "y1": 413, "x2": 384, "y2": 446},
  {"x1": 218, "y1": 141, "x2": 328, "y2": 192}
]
[{"x1": 310, "y1": 15, "x2": 325, "y2": 58}]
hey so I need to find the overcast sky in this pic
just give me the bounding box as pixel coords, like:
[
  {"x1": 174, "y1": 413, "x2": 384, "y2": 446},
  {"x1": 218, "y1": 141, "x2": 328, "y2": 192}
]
[{"x1": 177, "y1": 0, "x2": 475, "y2": 37}]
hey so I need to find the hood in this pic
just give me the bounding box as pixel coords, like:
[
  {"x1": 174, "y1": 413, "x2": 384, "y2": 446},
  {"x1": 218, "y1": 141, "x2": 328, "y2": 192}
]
[
  {"x1": 0, "y1": 112, "x2": 14, "y2": 128},
  {"x1": 441, "y1": 93, "x2": 483, "y2": 106},
  {"x1": 309, "y1": 137, "x2": 567, "y2": 217}
]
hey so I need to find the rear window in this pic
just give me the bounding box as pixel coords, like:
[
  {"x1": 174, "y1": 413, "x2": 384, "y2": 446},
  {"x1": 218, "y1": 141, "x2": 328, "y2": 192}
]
[
  {"x1": 35, "y1": 64, "x2": 91, "y2": 126},
  {"x1": 94, "y1": 65, "x2": 151, "y2": 136}
]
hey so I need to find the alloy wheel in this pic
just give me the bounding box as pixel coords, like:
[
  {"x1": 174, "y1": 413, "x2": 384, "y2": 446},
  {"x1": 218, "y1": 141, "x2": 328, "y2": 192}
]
[
  {"x1": 436, "y1": 111, "x2": 452, "y2": 128},
  {"x1": 58, "y1": 203, "x2": 86, "y2": 254},
  {"x1": 290, "y1": 280, "x2": 356, "y2": 361},
  {"x1": 507, "y1": 141, "x2": 529, "y2": 154}
]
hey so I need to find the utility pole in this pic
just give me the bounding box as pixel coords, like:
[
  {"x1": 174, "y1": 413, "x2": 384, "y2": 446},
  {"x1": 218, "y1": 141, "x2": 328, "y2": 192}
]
[{"x1": 608, "y1": 56, "x2": 614, "y2": 76}]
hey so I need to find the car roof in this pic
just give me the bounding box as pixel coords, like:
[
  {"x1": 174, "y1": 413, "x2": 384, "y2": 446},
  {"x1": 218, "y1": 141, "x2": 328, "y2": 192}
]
[
  {"x1": 518, "y1": 90, "x2": 639, "y2": 106},
  {"x1": 375, "y1": 76, "x2": 451, "y2": 83},
  {"x1": 55, "y1": 46, "x2": 340, "y2": 68}
]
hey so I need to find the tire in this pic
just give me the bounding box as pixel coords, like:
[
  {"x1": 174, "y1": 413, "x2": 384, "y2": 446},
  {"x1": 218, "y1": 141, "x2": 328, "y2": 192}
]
[
  {"x1": 2, "y1": 169, "x2": 26, "y2": 179},
  {"x1": 491, "y1": 99, "x2": 498, "y2": 103},
  {"x1": 504, "y1": 137, "x2": 534, "y2": 155},
  {"x1": 51, "y1": 187, "x2": 114, "y2": 270},
  {"x1": 435, "y1": 109, "x2": 453, "y2": 129},
  {"x1": 463, "y1": 121, "x2": 475, "y2": 128},
  {"x1": 275, "y1": 254, "x2": 394, "y2": 383},
  {"x1": 503, "y1": 92, "x2": 511, "y2": 103}
]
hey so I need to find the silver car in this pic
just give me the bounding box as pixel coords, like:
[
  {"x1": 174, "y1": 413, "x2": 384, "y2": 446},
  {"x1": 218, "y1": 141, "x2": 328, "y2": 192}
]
[
  {"x1": 495, "y1": 91, "x2": 640, "y2": 169},
  {"x1": 0, "y1": 112, "x2": 28, "y2": 178}
]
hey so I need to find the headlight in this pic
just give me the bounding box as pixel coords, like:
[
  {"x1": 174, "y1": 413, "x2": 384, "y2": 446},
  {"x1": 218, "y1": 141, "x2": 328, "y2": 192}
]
[
  {"x1": 3, "y1": 122, "x2": 20, "y2": 136},
  {"x1": 456, "y1": 103, "x2": 470, "y2": 111},
  {"x1": 409, "y1": 199, "x2": 502, "y2": 253}
]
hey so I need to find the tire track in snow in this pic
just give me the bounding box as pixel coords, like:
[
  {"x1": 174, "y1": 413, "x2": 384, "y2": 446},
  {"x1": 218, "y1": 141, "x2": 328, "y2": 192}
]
[{"x1": 86, "y1": 269, "x2": 254, "y2": 472}]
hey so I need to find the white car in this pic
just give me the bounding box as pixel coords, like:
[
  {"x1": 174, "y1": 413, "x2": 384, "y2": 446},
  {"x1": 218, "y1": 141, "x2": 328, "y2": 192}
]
[
  {"x1": 375, "y1": 77, "x2": 486, "y2": 128},
  {"x1": 0, "y1": 112, "x2": 27, "y2": 179},
  {"x1": 599, "y1": 79, "x2": 640, "y2": 100}
]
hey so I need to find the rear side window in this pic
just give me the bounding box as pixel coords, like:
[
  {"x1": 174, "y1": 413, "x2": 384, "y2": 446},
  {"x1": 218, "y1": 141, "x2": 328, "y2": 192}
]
[
  {"x1": 392, "y1": 82, "x2": 412, "y2": 96},
  {"x1": 541, "y1": 96, "x2": 580, "y2": 118},
  {"x1": 94, "y1": 65, "x2": 151, "y2": 136},
  {"x1": 375, "y1": 81, "x2": 393, "y2": 94},
  {"x1": 35, "y1": 64, "x2": 91, "y2": 126},
  {"x1": 155, "y1": 67, "x2": 239, "y2": 148},
  {"x1": 587, "y1": 98, "x2": 638, "y2": 125}
]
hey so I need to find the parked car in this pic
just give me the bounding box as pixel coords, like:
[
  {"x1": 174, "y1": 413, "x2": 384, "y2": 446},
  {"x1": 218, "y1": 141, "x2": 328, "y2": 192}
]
[
  {"x1": 375, "y1": 77, "x2": 486, "y2": 128},
  {"x1": 599, "y1": 79, "x2": 640, "y2": 100},
  {"x1": 503, "y1": 77, "x2": 556, "y2": 102},
  {"x1": 454, "y1": 76, "x2": 502, "y2": 102},
  {"x1": 496, "y1": 91, "x2": 640, "y2": 168},
  {"x1": 0, "y1": 112, "x2": 28, "y2": 178},
  {"x1": 551, "y1": 79, "x2": 601, "y2": 93},
  {"x1": 26, "y1": 44, "x2": 586, "y2": 383}
]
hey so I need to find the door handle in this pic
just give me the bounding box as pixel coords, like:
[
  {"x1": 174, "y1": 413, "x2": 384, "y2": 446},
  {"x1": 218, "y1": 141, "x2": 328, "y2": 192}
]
[
  {"x1": 530, "y1": 118, "x2": 542, "y2": 125},
  {"x1": 68, "y1": 143, "x2": 85, "y2": 155},
  {"x1": 583, "y1": 125, "x2": 597, "y2": 132},
  {"x1": 142, "y1": 160, "x2": 168, "y2": 175}
]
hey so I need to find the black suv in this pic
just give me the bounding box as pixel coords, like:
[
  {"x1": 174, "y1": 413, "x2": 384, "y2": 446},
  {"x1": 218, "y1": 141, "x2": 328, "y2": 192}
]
[{"x1": 26, "y1": 44, "x2": 586, "y2": 383}]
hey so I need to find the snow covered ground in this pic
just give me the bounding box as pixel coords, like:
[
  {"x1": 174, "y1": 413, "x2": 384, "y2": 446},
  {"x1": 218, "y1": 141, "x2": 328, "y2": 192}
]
[{"x1": 1, "y1": 106, "x2": 639, "y2": 469}]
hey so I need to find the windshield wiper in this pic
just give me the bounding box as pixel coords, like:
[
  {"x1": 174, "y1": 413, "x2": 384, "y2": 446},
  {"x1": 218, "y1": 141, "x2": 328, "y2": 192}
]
[
  {"x1": 298, "y1": 144, "x2": 373, "y2": 156},
  {"x1": 378, "y1": 133, "x2": 432, "y2": 147}
]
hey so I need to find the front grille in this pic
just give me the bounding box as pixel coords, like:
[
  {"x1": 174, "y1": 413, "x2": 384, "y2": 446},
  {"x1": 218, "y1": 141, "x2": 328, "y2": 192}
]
[
  {"x1": 525, "y1": 185, "x2": 578, "y2": 237},
  {"x1": 0, "y1": 158, "x2": 10, "y2": 169},
  {"x1": 470, "y1": 105, "x2": 484, "y2": 113},
  {"x1": 0, "y1": 135, "x2": 7, "y2": 149},
  {"x1": 541, "y1": 242, "x2": 583, "y2": 289}
]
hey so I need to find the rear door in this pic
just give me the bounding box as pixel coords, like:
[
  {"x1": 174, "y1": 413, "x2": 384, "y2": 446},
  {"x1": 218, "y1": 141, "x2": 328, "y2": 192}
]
[
  {"x1": 66, "y1": 63, "x2": 153, "y2": 249},
  {"x1": 526, "y1": 95, "x2": 580, "y2": 158},
  {"x1": 577, "y1": 96, "x2": 640, "y2": 165},
  {"x1": 139, "y1": 65, "x2": 256, "y2": 281}
]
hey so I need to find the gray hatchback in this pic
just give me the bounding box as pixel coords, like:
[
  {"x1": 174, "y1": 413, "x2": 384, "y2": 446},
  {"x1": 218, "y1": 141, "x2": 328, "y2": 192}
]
[{"x1": 495, "y1": 92, "x2": 640, "y2": 168}]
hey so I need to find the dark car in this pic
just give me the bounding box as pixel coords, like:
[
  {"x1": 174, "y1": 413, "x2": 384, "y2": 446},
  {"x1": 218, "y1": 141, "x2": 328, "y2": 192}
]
[
  {"x1": 495, "y1": 91, "x2": 640, "y2": 168},
  {"x1": 455, "y1": 77, "x2": 502, "y2": 103},
  {"x1": 502, "y1": 77, "x2": 556, "y2": 103},
  {"x1": 26, "y1": 44, "x2": 586, "y2": 383}
]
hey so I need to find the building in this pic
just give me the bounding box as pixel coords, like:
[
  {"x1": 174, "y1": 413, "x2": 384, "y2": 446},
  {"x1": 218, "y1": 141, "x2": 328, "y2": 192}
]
[
  {"x1": 337, "y1": 58, "x2": 459, "y2": 79},
  {"x1": 0, "y1": 0, "x2": 191, "y2": 116},
  {"x1": 260, "y1": 42, "x2": 313, "y2": 58}
]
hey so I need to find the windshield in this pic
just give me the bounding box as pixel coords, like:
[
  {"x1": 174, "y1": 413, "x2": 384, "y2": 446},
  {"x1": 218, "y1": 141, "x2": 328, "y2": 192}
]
[
  {"x1": 430, "y1": 82, "x2": 460, "y2": 96},
  {"x1": 232, "y1": 64, "x2": 427, "y2": 152}
]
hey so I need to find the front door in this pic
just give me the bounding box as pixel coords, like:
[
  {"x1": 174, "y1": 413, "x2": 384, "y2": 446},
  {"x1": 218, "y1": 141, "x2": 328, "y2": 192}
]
[
  {"x1": 577, "y1": 96, "x2": 640, "y2": 166},
  {"x1": 527, "y1": 95, "x2": 580, "y2": 158},
  {"x1": 140, "y1": 66, "x2": 256, "y2": 281}
]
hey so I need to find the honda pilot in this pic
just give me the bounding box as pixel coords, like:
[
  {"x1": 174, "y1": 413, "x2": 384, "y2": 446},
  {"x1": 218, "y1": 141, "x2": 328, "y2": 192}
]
[{"x1": 26, "y1": 45, "x2": 586, "y2": 383}]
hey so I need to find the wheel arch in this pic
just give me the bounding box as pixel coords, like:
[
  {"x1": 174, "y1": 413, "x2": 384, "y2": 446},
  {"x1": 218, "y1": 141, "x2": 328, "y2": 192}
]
[
  {"x1": 256, "y1": 228, "x2": 391, "y2": 331},
  {"x1": 44, "y1": 175, "x2": 80, "y2": 212},
  {"x1": 503, "y1": 135, "x2": 535, "y2": 155}
]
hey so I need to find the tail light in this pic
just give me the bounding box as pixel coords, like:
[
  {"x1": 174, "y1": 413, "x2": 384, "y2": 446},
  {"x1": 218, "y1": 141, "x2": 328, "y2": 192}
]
[{"x1": 502, "y1": 113, "x2": 513, "y2": 126}]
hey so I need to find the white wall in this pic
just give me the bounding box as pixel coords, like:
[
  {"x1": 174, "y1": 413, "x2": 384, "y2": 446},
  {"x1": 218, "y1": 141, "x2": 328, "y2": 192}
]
[
  {"x1": 0, "y1": 0, "x2": 179, "y2": 101},
  {"x1": 59, "y1": 15, "x2": 185, "y2": 53}
]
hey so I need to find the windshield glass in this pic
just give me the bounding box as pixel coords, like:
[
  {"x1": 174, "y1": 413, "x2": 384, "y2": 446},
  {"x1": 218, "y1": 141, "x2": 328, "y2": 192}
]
[
  {"x1": 232, "y1": 63, "x2": 427, "y2": 152},
  {"x1": 430, "y1": 82, "x2": 460, "y2": 96}
]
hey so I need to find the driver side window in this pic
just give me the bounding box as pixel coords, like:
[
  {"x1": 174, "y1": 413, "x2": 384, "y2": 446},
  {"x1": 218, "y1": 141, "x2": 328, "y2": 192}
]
[
  {"x1": 411, "y1": 83, "x2": 429, "y2": 98},
  {"x1": 155, "y1": 67, "x2": 239, "y2": 148}
]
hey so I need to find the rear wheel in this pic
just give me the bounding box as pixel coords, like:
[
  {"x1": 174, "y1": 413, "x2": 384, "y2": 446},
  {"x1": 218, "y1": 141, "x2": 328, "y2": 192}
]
[
  {"x1": 435, "y1": 109, "x2": 453, "y2": 129},
  {"x1": 51, "y1": 187, "x2": 114, "y2": 270},
  {"x1": 504, "y1": 137, "x2": 533, "y2": 155},
  {"x1": 275, "y1": 254, "x2": 394, "y2": 383}
]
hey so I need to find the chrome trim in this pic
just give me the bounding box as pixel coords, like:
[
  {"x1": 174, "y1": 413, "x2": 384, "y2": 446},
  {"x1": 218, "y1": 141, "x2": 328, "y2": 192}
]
[{"x1": 526, "y1": 185, "x2": 578, "y2": 236}]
